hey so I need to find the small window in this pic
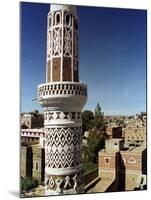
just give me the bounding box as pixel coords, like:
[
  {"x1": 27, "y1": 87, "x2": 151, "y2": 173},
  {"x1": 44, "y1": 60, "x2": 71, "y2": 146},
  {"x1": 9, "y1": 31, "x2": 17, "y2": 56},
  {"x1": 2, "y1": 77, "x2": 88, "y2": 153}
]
[
  {"x1": 105, "y1": 158, "x2": 110, "y2": 163},
  {"x1": 36, "y1": 162, "x2": 38, "y2": 170},
  {"x1": 128, "y1": 158, "x2": 136, "y2": 164}
]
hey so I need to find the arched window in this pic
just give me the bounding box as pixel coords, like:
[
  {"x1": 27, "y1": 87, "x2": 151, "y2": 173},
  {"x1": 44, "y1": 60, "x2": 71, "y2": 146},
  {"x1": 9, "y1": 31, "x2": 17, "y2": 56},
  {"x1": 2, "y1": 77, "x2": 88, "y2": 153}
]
[
  {"x1": 55, "y1": 13, "x2": 61, "y2": 25},
  {"x1": 105, "y1": 157, "x2": 110, "y2": 164},
  {"x1": 128, "y1": 157, "x2": 136, "y2": 164},
  {"x1": 66, "y1": 14, "x2": 71, "y2": 25}
]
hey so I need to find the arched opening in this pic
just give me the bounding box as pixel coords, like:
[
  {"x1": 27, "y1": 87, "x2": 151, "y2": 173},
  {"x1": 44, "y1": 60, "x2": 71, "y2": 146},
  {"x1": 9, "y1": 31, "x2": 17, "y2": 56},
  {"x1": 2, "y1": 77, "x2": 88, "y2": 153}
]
[
  {"x1": 66, "y1": 14, "x2": 70, "y2": 25},
  {"x1": 56, "y1": 13, "x2": 60, "y2": 24}
]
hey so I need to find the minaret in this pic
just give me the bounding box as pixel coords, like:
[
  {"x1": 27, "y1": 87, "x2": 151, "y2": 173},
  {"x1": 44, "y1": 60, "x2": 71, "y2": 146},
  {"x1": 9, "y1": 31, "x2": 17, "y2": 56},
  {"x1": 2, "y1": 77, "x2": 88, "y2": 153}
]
[{"x1": 37, "y1": 4, "x2": 87, "y2": 195}]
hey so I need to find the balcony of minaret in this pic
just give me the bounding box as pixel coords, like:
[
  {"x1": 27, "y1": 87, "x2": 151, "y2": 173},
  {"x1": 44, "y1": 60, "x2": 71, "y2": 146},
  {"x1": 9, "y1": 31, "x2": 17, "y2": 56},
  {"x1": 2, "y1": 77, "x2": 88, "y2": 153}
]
[{"x1": 37, "y1": 82, "x2": 87, "y2": 110}]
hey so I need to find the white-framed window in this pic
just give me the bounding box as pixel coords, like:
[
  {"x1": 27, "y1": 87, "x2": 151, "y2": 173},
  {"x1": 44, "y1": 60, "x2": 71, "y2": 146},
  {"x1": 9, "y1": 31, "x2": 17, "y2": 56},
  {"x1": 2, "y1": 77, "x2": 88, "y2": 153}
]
[
  {"x1": 55, "y1": 12, "x2": 61, "y2": 25},
  {"x1": 104, "y1": 157, "x2": 111, "y2": 164},
  {"x1": 128, "y1": 157, "x2": 136, "y2": 164},
  {"x1": 65, "y1": 14, "x2": 71, "y2": 26}
]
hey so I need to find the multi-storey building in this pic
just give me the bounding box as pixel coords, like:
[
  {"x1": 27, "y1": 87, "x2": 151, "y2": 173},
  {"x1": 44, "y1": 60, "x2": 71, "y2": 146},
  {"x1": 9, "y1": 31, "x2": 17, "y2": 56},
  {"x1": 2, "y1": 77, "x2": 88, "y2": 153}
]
[
  {"x1": 21, "y1": 112, "x2": 44, "y2": 129},
  {"x1": 98, "y1": 139, "x2": 147, "y2": 191}
]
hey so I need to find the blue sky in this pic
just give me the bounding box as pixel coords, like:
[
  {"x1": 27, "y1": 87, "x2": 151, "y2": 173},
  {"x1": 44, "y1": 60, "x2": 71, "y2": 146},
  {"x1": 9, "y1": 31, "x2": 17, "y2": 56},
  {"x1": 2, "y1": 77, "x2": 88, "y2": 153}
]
[{"x1": 20, "y1": 2, "x2": 146, "y2": 115}]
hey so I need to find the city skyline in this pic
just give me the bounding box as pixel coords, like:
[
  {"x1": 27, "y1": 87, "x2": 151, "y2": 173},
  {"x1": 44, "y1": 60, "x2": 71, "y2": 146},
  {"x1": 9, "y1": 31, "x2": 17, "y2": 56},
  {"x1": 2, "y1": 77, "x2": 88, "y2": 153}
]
[{"x1": 21, "y1": 2, "x2": 146, "y2": 115}]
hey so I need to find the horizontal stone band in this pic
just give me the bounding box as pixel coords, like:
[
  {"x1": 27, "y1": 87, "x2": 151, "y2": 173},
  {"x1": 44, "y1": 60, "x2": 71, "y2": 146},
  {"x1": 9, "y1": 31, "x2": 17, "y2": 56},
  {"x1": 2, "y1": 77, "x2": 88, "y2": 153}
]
[
  {"x1": 45, "y1": 164, "x2": 83, "y2": 175},
  {"x1": 38, "y1": 82, "x2": 87, "y2": 98}
]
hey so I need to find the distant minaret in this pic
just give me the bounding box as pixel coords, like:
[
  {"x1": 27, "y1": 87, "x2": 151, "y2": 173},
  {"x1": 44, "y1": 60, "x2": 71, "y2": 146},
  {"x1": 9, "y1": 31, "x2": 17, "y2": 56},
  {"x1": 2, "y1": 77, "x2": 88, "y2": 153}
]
[{"x1": 37, "y1": 4, "x2": 87, "y2": 195}]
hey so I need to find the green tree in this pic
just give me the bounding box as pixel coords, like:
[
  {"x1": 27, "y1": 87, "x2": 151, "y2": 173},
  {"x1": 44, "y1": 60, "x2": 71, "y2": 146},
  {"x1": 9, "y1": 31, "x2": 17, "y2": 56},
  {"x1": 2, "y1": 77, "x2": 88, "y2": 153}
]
[
  {"x1": 82, "y1": 103, "x2": 107, "y2": 173},
  {"x1": 21, "y1": 177, "x2": 38, "y2": 194},
  {"x1": 82, "y1": 110, "x2": 94, "y2": 133},
  {"x1": 84, "y1": 128, "x2": 105, "y2": 164}
]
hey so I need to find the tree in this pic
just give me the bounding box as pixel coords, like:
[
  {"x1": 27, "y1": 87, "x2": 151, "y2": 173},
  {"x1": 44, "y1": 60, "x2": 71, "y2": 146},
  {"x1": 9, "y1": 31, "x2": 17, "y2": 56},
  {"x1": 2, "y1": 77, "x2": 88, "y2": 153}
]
[
  {"x1": 84, "y1": 128, "x2": 105, "y2": 164},
  {"x1": 21, "y1": 177, "x2": 38, "y2": 194},
  {"x1": 82, "y1": 103, "x2": 106, "y2": 173},
  {"x1": 82, "y1": 110, "x2": 94, "y2": 133}
]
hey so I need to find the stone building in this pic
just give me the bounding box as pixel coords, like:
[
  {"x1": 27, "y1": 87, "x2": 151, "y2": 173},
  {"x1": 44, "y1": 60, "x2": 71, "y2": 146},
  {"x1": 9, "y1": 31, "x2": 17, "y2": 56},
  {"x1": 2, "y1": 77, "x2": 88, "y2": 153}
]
[
  {"x1": 21, "y1": 129, "x2": 45, "y2": 147},
  {"x1": 124, "y1": 126, "x2": 146, "y2": 146},
  {"x1": 105, "y1": 127, "x2": 123, "y2": 139},
  {"x1": 21, "y1": 129, "x2": 45, "y2": 183},
  {"x1": 21, "y1": 145, "x2": 33, "y2": 178},
  {"x1": 32, "y1": 145, "x2": 45, "y2": 183},
  {"x1": 21, "y1": 144, "x2": 45, "y2": 184},
  {"x1": 37, "y1": 4, "x2": 87, "y2": 195},
  {"x1": 98, "y1": 139, "x2": 147, "y2": 191},
  {"x1": 21, "y1": 112, "x2": 44, "y2": 129}
]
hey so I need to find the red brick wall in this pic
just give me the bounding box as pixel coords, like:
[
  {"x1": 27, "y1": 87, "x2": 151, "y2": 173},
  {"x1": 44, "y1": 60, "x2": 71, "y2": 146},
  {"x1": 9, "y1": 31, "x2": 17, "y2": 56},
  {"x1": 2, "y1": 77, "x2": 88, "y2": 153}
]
[
  {"x1": 121, "y1": 153, "x2": 142, "y2": 172},
  {"x1": 47, "y1": 60, "x2": 51, "y2": 82},
  {"x1": 105, "y1": 127, "x2": 122, "y2": 139},
  {"x1": 99, "y1": 154, "x2": 117, "y2": 170},
  {"x1": 63, "y1": 57, "x2": 72, "y2": 81},
  {"x1": 52, "y1": 57, "x2": 61, "y2": 81}
]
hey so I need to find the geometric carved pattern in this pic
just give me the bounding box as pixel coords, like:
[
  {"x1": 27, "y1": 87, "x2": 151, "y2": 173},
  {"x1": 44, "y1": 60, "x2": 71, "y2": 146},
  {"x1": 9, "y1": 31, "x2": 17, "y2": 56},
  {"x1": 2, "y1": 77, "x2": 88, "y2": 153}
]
[
  {"x1": 21, "y1": 129, "x2": 45, "y2": 138},
  {"x1": 53, "y1": 28, "x2": 62, "y2": 56},
  {"x1": 44, "y1": 111, "x2": 81, "y2": 121},
  {"x1": 38, "y1": 82, "x2": 87, "y2": 98},
  {"x1": 45, "y1": 171, "x2": 84, "y2": 191},
  {"x1": 64, "y1": 27, "x2": 72, "y2": 56},
  {"x1": 47, "y1": 30, "x2": 52, "y2": 58},
  {"x1": 45, "y1": 127, "x2": 82, "y2": 168}
]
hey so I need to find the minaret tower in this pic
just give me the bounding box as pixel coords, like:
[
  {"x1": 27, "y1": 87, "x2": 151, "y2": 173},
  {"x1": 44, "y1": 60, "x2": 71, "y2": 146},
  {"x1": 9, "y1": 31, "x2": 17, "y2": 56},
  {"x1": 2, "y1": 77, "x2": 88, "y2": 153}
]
[{"x1": 37, "y1": 4, "x2": 87, "y2": 195}]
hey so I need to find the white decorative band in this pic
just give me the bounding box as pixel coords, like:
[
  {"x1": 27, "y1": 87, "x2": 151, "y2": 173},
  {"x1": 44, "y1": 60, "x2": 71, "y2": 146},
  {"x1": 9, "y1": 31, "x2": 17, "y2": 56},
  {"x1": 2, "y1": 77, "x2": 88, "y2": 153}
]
[
  {"x1": 45, "y1": 164, "x2": 83, "y2": 176},
  {"x1": 38, "y1": 82, "x2": 87, "y2": 98},
  {"x1": 44, "y1": 122, "x2": 82, "y2": 127}
]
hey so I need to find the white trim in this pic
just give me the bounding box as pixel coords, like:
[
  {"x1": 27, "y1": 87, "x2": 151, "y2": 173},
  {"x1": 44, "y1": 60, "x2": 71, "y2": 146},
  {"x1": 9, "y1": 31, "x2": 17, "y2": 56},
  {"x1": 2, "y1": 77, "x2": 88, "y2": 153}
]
[
  {"x1": 61, "y1": 10, "x2": 64, "y2": 81},
  {"x1": 71, "y1": 15, "x2": 74, "y2": 82},
  {"x1": 46, "y1": 15, "x2": 49, "y2": 82},
  {"x1": 128, "y1": 157, "x2": 137, "y2": 164},
  {"x1": 44, "y1": 123, "x2": 82, "y2": 128},
  {"x1": 99, "y1": 152, "x2": 118, "y2": 156},
  {"x1": 45, "y1": 164, "x2": 82, "y2": 176},
  {"x1": 121, "y1": 170, "x2": 142, "y2": 175},
  {"x1": 37, "y1": 81, "x2": 87, "y2": 88},
  {"x1": 50, "y1": 12, "x2": 53, "y2": 82},
  {"x1": 55, "y1": 12, "x2": 61, "y2": 26},
  {"x1": 99, "y1": 168, "x2": 115, "y2": 173}
]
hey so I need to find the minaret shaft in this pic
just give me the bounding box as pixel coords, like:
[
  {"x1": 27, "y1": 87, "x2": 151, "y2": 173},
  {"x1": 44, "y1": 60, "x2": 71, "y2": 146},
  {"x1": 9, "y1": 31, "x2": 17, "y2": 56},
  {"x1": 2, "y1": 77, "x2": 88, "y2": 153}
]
[{"x1": 37, "y1": 4, "x2": 87, "y2": 195}]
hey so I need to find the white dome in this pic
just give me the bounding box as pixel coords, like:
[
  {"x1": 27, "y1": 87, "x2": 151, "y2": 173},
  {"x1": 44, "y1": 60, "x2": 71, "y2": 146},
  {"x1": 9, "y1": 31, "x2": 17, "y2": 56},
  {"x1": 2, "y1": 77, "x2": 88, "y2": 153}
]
[{"x1": 50, "y1": 4, "x2": 77, "y2": 14}]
